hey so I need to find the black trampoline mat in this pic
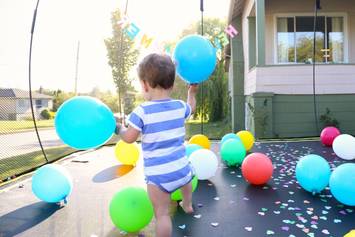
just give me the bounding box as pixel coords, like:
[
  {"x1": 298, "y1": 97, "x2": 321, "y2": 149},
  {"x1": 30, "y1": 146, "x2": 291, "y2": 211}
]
[{"x1": 0, "y1": 141, "x2": 354, "y2": 237}]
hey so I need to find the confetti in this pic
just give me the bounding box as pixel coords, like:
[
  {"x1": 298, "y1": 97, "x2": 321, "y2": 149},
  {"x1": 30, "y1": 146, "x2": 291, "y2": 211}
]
[
  {"x1": 211, "y1": 222, "x2": 219, "y2": 227},
  {"x1": 193, "y1": 214, "x2": 201, "y2": 219},
  {"x1": 214, "y1": 197, "x2": 220, "y2": 201},
  {"x1": 281, "y1": 226, "x2": 290, "y2": 231},
  {"x1": 244, "y1": 227, "x2": 253, "y2": 231},
  {"x1": 334, "y1": 219, "x2": 342, "y2": 223},
  {"x1": 322, "y1": 229, "x2": 330, "y2": 235},
  {"x1": 178, "y1": 225, "x2": 186, "y2": 230},
  {"x1": 266, "y1": 230, "x2": 275, "y2": 235}
]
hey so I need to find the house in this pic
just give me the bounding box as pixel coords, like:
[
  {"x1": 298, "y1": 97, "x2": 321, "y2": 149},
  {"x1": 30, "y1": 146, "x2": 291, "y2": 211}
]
[
  {"x1": 0, "y1": 88, "x2": 53, "y2": 120},
  {"x1": 227, "y1": 0, "x2": 355, "y2": 138}
]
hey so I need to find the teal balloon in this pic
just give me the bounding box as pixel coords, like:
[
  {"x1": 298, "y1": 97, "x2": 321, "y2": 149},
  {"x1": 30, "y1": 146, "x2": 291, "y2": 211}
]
[
  {"x1": 220, "y1": 139, "x2": 246, "y2": 166},
  {"x1": 329, "y1": 163, "x2": 355, "y2": 206},
  {"x1": 186, "y1": 144, "x2": 202, "y2": 157},
  {"x1": 173, "y1": 35, "x2": 217, "y2": 83},
  {"x1": 32, "y1": 164, "x2": 73, "y2": 203},
  {"x1": 221, "y1": 133, "x2": 240, "y2": 147},
  {"x1": 55, "y1": 96, "x2": 116, "y2": 150},
  {"x1": 296, "y1": 154, "x2": 331, "y2": 193}
]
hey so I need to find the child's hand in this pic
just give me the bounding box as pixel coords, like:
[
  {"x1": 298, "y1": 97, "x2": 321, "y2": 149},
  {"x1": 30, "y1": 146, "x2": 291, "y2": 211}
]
[{"x1": 188, "y1": 84, "x2": 199, "y2": 95}]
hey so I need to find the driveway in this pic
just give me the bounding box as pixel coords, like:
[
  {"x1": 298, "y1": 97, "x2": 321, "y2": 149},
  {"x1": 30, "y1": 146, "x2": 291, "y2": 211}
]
[{"x1": 0, "y1": 129, "x2": 64, "y2": 159}]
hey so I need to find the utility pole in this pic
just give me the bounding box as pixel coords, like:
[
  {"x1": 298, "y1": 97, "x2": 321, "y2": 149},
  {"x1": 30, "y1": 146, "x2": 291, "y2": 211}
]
[{"x1": 74, "y1": 41, "x2": 80, "y2": 95}]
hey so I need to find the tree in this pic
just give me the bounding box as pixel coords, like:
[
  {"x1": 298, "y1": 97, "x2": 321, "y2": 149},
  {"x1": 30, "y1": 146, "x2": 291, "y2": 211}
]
[
  {"x1": 104, "y1": 9, "x2": 139, "y2": 116},
  {"x1": 52, "y1": 90, "x2": 75, "y2": 112}
]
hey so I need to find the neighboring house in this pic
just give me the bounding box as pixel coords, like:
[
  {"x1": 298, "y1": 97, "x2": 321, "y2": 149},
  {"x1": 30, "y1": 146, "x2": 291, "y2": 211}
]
[
  {"x1": 227, "y1": 0, "x2": 355, "y2": 138},
  {"x1": 0, "y1": 88, "x2": 53, "y2": 120}
]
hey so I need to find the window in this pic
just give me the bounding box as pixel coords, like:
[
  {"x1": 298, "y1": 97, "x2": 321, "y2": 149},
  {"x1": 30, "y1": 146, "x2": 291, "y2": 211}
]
[
  {"x1": 36, "y1": 100, "x2": 42, "y2": 108},
  {"x1": 276, "y1": 15, "x2": 345, "y2": 64},
  {"x1": 18, "y1": 99, "x2": 25, "y2": 107}
]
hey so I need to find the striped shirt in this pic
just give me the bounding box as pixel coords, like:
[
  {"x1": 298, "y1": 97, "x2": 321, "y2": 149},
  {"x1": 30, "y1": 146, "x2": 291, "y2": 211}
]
[{"x1": 127, "y1": 99, "x2": 192, "y2": 192}]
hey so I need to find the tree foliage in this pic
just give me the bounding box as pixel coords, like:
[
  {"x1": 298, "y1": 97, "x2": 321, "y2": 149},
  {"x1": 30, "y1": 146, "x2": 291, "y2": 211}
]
[{"x1": 104, "y1": 9, "x2": 139, "y2": 115}]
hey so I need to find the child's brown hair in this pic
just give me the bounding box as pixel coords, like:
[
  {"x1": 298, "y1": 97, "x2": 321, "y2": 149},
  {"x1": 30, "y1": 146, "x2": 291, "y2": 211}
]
[{"x1": 138, "y1": 53, "x2": 175, "y2": 89}]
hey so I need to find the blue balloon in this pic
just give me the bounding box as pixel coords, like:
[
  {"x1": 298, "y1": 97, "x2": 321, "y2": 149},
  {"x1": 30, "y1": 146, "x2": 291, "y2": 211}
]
[
  {"x1": 32, "y1": 164, "x2": 73, "y2": 203},
  {"x1": 221, "y1": 133, "x2": 240, "y2": 147},
  {"x1": 296, "y1": 154, "x2": 331, "y2": 193},
  {"x1": 55, "y1": 96, "x2": 116, "y2": 150},
  {"x1": 329, "y1": 163, "x2": 355, "y2": 206},
  {"x1": 186, "y1": 144, "x2": 202, "y2": 157},
  {"x1": 173, "y1": 35, "x2": 217, "y2": 83}
]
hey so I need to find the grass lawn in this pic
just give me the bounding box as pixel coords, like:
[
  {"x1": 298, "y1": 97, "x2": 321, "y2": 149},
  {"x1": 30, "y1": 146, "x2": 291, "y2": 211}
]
[
  {"x1": 186, "y1": 119, "x2": 231, "y2": 139},
  {"x1": 0, "y1": 146, "x2": 76, "y2": 182},
  {"x1": 0, "y1": 120, "x2": 54, "y2": 134}
]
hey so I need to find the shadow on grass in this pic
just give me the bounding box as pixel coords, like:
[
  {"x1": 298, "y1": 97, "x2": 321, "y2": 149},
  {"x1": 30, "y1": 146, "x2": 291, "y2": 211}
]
[
  {"x1": 92, "y1": 165, "x2": 134, "y2": 183},
  {"x1": 0, "y1": 202, "x2": 61, "y2": 237}
]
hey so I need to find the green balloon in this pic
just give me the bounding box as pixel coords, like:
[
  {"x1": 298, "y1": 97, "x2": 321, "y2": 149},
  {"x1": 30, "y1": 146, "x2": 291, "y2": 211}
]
[
  {"x1": 171, "y1": 176, "x2": 198, "y2": 201},
  {"x1": 221, "y1": 139, "x2": 246, "y2": 166},
  {"x1": 109, "y1": 187, "x2": 153, "y2": 232}
]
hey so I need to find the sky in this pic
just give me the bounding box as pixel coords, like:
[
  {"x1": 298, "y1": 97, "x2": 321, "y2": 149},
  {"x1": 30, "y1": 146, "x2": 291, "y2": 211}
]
[{"x1": 0, "y1": 0, "x2": 230, "y2": 93}]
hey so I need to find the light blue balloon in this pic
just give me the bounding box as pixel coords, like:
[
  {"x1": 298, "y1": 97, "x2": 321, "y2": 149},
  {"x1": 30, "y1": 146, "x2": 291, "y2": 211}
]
[
  {"x1": 55, "y1": 96, "x2": 116, "y2": 150},
  {"x1": 296, "y1": 154, "x2": 331, "y2": 194},
  {"x1": 32, "y1": 164, "x2": 73, "y2": 203},
  {"x1": 173, "y1": 35, "x2": 217, "y2": 83},
  {"x1": 329, "y1": 163, "x2": 355, "y2": 206},
  {"x1": 221, "y1": 133, "x2": 240, "y2": 147},
  {"x1": 186, "y1": 144, "x2": 202, "y2": 157}
]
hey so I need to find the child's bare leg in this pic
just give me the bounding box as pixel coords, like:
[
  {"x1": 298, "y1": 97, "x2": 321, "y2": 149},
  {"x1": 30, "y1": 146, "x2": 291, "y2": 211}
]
[
  {"x1": 180, "y1": 181, "x2": 194, "y2": 213},
  {"x1": 147, "y1": 184, "x2": 172, "y2": 237}
]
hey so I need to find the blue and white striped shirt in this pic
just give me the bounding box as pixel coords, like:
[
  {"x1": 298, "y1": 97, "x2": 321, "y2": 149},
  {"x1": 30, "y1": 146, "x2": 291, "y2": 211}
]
[{"x1": 127, "y1": 99, "x2": 192, "y2": 192}]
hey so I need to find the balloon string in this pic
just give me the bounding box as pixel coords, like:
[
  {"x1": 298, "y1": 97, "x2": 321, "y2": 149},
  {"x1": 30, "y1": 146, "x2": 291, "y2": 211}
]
[{"x1": 200, "y1": 0, "x2": 204, "y2": 135}]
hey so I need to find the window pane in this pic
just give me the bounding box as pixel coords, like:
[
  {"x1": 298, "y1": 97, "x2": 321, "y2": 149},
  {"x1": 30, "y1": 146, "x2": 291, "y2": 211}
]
[
  {"x1": 327, "y1": 17, "x2": 344, "y2": 63},
  {"x1": 277, "y1": 17, "x2": 295, "y2": 63},
  {"x1": 296, "y1": 16, "x2": 325, "y2": 63}
]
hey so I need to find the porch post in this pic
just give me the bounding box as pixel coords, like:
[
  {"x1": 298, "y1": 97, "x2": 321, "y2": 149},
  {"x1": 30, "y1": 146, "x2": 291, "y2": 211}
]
[
  {"x1": 255, "y1": 0, "x2": 265, "y2": 66},
  {"x1": 230, "y1": 16, "x2": 245, "y2": 132}
]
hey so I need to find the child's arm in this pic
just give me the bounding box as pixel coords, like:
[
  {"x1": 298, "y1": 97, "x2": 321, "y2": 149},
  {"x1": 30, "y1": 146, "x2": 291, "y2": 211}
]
[
  {"x1": 115, "y1": 117, "x2": 140, "y2": 143},
  {"x1": 187, "y1": 84, "x2": 198, "y2": 114},
  {"x1": 117, "y1": 125, "x2": 140, "y2": 143}
]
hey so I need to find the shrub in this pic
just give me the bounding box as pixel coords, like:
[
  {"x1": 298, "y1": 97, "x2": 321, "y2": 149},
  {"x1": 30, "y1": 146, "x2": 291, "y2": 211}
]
[{"x1": 40, "y1": 109, "x2": 52, "y2": 120}]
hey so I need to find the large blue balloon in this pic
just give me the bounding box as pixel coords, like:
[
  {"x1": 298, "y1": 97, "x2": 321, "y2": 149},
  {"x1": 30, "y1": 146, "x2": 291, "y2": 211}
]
[
  {"x1": 173, "y1": 35, "x2": 217, "y2": 83},
  {"x1": 329, "y1": 163, "x2": 355, "y2": 206},
  {"x1": 221, "y1": 133, "x2": 240, "y2": 147},
  {"x1": 186, "y1": 144, "x2": 202, "y2": 158},
  {"x1": 32, "y1": 164, "x2": 73, "y2": 203},
  {"x1": 295, "y1": 154, "x2": 331, "y2": 194},
  {"x1": 55, "y1": 96, "x2": 116, "y2": 150}
]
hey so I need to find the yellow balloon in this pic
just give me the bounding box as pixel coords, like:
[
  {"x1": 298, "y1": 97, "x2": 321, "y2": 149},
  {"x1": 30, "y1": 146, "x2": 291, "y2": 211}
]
[
  {"x1": 344, "y1": 230, "x2": 355, "y2": 237},
  {"x1": 236, "y1": 130, "x2": 255, "y2": 151},
  {"x1": 115, "y1": 140, "x2": 140, "y2": 165},
  {"x1": 188, "y1": 134, "x2": 211, "y2": 149}
]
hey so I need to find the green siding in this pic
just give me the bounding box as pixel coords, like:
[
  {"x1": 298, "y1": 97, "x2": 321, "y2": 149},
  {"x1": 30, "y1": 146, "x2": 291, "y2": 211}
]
[{"x1": 246, "y1": 94, "x2": 355, "y2": 138}]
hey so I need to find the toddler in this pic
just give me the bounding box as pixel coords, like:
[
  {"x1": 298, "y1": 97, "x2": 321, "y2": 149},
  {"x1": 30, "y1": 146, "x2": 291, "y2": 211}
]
[{"x1": 116, "y1": 53, "x2": 198, "y2": 237}]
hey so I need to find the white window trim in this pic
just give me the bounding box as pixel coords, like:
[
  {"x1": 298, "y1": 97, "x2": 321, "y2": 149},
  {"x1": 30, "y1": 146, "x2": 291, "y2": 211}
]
[{"x1": 273, "y1": 12, "x2": 349, "y2": 64}]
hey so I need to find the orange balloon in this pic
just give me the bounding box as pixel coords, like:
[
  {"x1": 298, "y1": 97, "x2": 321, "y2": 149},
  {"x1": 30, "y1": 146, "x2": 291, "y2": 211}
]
[{"x1": 242, "y1": 153, "x2": 273, "y2": 185}]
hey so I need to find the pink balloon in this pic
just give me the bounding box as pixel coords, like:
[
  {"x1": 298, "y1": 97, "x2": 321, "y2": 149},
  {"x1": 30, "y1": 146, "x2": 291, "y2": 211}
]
[{"x1": 320, "y1": 126, "x2": 341, "y2": 147}]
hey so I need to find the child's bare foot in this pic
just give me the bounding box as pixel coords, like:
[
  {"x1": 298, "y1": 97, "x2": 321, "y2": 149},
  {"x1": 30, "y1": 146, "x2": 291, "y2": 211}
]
[{"x1": 179, "y1": 201, "x2": 194, "y2": 214}]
